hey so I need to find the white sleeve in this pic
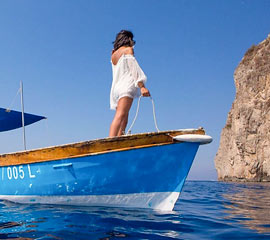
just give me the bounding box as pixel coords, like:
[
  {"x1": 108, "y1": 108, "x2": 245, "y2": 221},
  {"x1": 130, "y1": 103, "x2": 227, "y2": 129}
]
[{"x1": 125, "y1": 57, "x2": 147, "y2": 88}]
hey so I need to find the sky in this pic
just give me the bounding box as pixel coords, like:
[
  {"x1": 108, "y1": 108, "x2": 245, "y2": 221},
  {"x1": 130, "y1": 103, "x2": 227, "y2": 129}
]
[{"x1": 0, "y1": 0, "x2": 269, "y2": 180}]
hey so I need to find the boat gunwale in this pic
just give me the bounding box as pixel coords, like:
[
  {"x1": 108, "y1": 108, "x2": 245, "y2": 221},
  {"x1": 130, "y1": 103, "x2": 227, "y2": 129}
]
[{"x1": 0, "y1": 128, "x2": 205, "y2": 167}]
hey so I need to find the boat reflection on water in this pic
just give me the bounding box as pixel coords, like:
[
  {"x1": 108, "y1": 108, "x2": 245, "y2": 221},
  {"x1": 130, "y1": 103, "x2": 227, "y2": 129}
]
[
  {"x1": 0, "y1": 221, "x2": 34, "y2": 240},
  {"x1": 223, "y1": 182, "x2": 270, "y2": 234}
]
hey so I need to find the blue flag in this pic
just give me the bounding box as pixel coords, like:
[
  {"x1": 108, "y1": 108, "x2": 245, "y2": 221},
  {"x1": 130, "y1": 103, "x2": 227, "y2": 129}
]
[{"x1": 0, "y1": 107, "x2": 46, "y2": 132}]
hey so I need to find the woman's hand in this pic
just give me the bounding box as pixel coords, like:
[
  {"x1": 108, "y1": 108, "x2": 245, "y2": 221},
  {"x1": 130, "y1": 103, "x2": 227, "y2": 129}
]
[{"x1": 140, "y1": 87, "x2": 150, "y2": 97}]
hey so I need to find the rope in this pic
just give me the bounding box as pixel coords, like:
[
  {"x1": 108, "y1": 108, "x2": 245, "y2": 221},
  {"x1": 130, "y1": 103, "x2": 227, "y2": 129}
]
[
  {"x1": 151, "y1": 96, "x2": 160, "y2": 133},
  {"x1": 6, "y1": 87, "x2": 21, "y2": 112},
  {"x1": 127, "y1": 96, "x2": 160, "y2": 135}
]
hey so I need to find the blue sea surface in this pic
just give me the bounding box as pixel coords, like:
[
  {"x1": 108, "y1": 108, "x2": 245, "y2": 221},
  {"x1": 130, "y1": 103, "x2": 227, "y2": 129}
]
[{"x1": 0, "y1": 181, "x2": 270, "y2": 239}]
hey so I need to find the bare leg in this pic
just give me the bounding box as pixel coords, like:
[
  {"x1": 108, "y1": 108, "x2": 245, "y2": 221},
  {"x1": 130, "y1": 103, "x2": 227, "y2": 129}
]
[
  {"x1": 117, "y1": 112, "x2": 129, "y2": 136},
  {"x1": 109, "y1": 97, "x2": 133, "y2": 137}
]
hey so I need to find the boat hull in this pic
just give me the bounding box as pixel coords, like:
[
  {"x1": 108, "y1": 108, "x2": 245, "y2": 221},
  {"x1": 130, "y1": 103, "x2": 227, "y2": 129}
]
[{"x1": 0, "y1": 142, "x2": 199, "y2": 211}]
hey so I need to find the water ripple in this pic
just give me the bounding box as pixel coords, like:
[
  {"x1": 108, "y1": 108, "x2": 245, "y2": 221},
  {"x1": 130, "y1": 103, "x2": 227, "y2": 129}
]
[{"x1": 0, "y1": 181, "x2": 270, "y2": 239}]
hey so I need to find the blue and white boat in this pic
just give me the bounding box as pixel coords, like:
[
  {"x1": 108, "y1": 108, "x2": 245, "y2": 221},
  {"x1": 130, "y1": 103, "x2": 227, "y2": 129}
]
[
  {"x1": 0, "y1": 127, "x2": 211, "y2": 211},
  {"x1": 0, "y1": 83, "x2": 212, "y2": 211}
]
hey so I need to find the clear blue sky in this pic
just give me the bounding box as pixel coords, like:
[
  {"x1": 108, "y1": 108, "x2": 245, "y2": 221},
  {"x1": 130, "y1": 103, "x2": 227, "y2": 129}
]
[{"x1": 0, "y1": 0, "x2": 269, "y2": 180}]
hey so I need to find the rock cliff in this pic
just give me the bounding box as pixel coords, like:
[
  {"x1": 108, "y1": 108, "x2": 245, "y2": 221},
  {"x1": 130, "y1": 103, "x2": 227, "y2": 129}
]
[{"x1": 215, "y1": 34, "x2": 270, "y2": 181}]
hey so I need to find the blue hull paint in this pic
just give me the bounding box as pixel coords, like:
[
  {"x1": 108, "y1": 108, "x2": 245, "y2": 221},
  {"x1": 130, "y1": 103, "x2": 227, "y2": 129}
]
[{"x1": 0, "y1": 142, "x2": 199, "y2": 209}]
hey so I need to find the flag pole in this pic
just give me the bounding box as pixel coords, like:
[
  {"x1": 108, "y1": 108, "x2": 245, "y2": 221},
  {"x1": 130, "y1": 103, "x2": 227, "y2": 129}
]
[{"x1": 20, "y1": 81, "x2": 26, "y2": 150}]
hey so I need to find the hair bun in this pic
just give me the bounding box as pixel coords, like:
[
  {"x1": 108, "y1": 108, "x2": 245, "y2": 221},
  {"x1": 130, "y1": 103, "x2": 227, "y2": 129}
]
[{"x1": 113, "y1": 30, "x2": 135, "y2": 52}]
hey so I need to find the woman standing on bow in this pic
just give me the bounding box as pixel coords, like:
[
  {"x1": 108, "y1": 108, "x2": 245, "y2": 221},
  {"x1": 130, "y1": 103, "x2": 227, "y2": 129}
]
[{"x1": 109, "y1": 30, "x2": 150, "y2": 137}]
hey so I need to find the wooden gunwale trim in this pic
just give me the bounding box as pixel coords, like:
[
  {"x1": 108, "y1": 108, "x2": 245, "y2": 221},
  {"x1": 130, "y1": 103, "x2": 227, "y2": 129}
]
[
  {"x1": 4, "y1": 142, "x2": 174, "y2": 167},
  {"x1": 0, "y1": 129, "x2": 205, "y2": 167}
]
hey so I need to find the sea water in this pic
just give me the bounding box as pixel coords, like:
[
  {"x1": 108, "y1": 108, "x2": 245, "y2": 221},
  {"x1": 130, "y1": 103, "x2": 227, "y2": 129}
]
[{"x1": 0, "y1": 181, "x2": 270, "y2": 240}]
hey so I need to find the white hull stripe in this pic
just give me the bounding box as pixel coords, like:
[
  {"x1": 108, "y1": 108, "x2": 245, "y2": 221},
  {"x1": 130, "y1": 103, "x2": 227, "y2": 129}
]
[{"x1": 0, "y1": 192, "x2": 180, "y2": 211}]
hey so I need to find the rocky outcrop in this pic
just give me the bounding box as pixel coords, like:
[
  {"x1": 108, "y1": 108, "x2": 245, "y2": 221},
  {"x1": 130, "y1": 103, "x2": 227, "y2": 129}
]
[{"x1": 215, "y1": 34, "x2": 270, "y2": 181}]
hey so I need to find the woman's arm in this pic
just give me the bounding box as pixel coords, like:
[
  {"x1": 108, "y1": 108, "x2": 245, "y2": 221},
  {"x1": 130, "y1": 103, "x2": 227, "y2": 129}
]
[
  {"x1": 121, "y1": 48, "x2": 150, "y2": 97},
  {"x1": 137, "y1": 81, "x2": 150, "y2": 97}
]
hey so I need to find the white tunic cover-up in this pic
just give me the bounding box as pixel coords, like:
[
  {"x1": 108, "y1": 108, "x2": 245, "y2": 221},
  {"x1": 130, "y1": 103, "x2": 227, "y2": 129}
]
[{"x1": 110, "y1": 54, "x2": 147, "y2": 110}]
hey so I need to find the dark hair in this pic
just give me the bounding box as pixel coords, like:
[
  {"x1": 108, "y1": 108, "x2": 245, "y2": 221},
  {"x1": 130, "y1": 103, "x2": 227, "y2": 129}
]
[{"x1": 113, "y1": 30, "x2": 136, "y2": 52}]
